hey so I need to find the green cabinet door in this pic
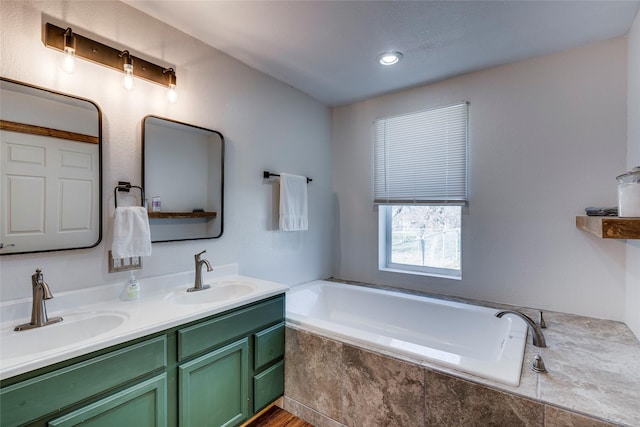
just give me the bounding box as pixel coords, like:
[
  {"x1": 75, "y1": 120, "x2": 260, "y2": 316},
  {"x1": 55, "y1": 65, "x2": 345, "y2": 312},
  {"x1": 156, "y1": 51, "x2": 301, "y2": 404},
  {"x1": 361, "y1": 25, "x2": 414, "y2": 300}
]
[
  {"x1": 48, "y1": 374, "x2": 167, "y2": 427},
  {"x1": 179, "y1": 338, "x2": 249, "y2": 427}
]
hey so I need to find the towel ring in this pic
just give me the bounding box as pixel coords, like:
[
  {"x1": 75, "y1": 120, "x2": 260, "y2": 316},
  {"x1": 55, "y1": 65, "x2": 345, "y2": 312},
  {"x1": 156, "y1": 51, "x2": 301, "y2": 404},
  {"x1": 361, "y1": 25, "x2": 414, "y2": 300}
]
[{"x1": 114, "y1": 181, "x2": 145, "y2": 208}]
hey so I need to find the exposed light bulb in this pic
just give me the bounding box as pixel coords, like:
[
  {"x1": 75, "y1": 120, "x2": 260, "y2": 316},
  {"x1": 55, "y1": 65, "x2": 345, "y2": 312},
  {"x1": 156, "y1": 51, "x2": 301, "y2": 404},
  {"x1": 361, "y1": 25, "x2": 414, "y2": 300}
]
[
  {"x1": 61, "y1": 28, "x2": 76, "y2": 74},
  {"x1": 62, "y1": 46, "x2": 76, "y2": 73},
  {"x1": 123, "y1": 63, "x2": 134, "y2": 91},
  {"x1": 167, "y1": 83, "x2": 177, "y2": 103},
  {"x1": 119, "y1": 51, "x2": 134, "y2": 91},
  {"x1": 164, "y1": 67, "x2": 178, "y2": 103}
]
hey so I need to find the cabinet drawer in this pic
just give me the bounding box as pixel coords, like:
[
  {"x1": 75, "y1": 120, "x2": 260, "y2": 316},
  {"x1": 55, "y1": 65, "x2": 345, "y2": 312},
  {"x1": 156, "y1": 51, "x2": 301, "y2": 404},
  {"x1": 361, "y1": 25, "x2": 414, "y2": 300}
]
[
  {"x1": 1, "y1": 336, "x2": 167, "y2": 427},
  {"x1": 48, "y1": 374, "x2": 167, "y2": 427},
  {"x1": 254, "y1": 322, "x2": 285, "y2": 371},
  {"x1": 253, "y1": 360, "x2": 284, "y2": 412},
  {"x1": 178, "y1": 295, "x2": 284, "y2": 361}
]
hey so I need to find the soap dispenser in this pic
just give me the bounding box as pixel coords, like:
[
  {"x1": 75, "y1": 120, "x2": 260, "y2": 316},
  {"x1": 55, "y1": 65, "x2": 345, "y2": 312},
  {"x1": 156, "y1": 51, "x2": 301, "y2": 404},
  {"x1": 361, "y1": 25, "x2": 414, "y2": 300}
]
[{"x1": 121, "y1": 271, "x2": 140, "y2": 301}]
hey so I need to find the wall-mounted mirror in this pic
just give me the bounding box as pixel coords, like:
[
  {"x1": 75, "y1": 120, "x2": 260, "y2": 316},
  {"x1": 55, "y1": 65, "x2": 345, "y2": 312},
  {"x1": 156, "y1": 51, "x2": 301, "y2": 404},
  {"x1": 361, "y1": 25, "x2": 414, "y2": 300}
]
[
  {"x1": 142, "y1": 116, "x2": 224, "y2": 242},
  {"x1": 0, "y1": 78, "x2": 102, "y2": 255}
]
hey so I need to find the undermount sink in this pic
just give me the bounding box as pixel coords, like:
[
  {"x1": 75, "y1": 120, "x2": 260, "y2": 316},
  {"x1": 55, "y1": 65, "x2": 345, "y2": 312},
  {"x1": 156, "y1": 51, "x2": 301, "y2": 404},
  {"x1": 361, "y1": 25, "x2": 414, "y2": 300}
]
[
  {"x1": 1, "y1": 311, "x2": 128, "y2": 360},
  {"x1": 167, "y1": 281, "x2": 256, "y2": 304}
]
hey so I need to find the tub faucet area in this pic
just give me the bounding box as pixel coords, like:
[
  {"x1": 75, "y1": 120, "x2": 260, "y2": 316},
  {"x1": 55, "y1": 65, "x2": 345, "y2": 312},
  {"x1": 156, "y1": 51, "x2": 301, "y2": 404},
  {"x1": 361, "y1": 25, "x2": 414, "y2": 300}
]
[
  {"x1": 188, "y1": 250, "x2": 213, "y2": 292},
  {"x1": 495, "y1": 310, "x2": 547, "y2": 347},
  {"x1": 14, "y1": 268, "x2": 63, "y2": 331}
]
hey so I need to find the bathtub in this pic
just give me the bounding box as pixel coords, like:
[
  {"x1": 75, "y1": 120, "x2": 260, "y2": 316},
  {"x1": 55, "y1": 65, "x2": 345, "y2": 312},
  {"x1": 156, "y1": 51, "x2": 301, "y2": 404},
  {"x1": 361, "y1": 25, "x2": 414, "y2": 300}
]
[{"x1": 286, "y1": 281, "x2": 528, "y2": 386}]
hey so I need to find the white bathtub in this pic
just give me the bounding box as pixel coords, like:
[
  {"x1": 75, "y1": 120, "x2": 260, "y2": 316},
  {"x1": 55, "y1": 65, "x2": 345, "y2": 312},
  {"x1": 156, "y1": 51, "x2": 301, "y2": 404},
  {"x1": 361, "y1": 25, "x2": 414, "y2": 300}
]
[{"x1": 286, "y1": 281, "x2": 528, "y2": 386}]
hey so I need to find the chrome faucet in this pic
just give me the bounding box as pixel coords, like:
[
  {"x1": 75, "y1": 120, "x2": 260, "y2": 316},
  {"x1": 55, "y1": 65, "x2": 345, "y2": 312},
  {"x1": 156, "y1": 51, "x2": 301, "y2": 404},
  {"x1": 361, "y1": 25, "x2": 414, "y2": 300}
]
[
  {"x1": 188, "y1": 250, "x2": 213, "y2": 292},
  {"x1": 495, "y1": 310, "x2": 547, "y2": 348},
  {"x1": 15, "y1": 268, "x2": 63, "y2": 331}
]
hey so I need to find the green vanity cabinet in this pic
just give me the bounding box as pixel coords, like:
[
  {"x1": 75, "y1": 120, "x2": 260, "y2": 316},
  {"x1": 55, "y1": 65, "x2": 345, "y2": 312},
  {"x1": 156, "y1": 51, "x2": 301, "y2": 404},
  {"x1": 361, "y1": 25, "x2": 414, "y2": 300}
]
[{"x1": 0, "y1": 294, "x2": 285, "y2": 427}]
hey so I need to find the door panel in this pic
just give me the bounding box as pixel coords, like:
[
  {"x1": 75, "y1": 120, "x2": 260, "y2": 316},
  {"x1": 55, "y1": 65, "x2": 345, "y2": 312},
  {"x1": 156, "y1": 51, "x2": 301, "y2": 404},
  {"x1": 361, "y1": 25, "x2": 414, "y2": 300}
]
[{"x1": 179, "y1": 338, "x2": 249, "y2": 427}]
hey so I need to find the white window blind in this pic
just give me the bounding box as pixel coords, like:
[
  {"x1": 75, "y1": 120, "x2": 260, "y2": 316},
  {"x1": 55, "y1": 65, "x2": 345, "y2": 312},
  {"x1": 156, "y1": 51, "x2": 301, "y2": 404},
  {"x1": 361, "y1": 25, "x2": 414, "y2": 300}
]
[{"x1": 374, "y1": 102, "x2": 469, "y2": 205}]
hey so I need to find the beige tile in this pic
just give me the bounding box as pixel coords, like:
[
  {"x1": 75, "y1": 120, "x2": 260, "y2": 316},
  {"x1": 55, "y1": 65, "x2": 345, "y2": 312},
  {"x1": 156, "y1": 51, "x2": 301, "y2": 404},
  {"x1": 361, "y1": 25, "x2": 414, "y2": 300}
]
[
  {"x1": 284, "y1": 327, "x2": 343, "y2": 420},
  {"x1": 425, "y1": 369, "x2": 544, "y2": 426},
  {"x1": 341, "y1": 345, "x2": 425, "y2": 427},
  {"x1": 544, "y1": 405, "x2": 619, "y2": 427},
  {"x1": 537, "y1": 316, "x2": 640, "y2": 427}
]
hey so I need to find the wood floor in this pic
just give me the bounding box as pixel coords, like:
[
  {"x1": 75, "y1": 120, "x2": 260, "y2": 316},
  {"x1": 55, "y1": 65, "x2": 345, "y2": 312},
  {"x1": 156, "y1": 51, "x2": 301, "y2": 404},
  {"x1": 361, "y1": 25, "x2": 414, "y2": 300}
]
[{"x1": 244, "y1": 405, "x2": 313, "y2": 427}]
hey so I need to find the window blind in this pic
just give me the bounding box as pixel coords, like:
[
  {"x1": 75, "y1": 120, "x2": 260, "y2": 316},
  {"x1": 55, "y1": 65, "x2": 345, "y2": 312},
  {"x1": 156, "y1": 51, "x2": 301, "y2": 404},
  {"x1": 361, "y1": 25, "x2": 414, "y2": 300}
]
[{"x1": 374, "y1": 102, "x2": 469, "y2": 205}]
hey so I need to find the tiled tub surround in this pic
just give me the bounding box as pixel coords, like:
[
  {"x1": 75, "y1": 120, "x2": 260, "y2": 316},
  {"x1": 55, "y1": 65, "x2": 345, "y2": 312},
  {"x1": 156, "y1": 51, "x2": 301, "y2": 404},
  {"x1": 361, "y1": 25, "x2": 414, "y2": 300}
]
[{"x1": 284, "y1": 284, "x2": 640, "y2": 426}]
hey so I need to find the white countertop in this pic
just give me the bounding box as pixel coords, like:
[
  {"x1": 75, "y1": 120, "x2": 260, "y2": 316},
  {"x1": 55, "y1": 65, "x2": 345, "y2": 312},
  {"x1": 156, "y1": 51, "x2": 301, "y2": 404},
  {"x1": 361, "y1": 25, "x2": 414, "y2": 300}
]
[{"x1": 0, "y1": 264, "x2": 288, "y2": 381}]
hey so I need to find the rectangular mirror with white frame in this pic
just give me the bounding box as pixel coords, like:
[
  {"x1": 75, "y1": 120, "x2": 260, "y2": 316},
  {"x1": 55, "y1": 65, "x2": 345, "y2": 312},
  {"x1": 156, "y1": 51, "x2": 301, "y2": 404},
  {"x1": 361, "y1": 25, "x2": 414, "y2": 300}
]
[
  {"x1": 0, "y1": 77, "x2": 102, "y2": 255},
  {"x1": 142, "y1": 115, "x2": 224, "y2": 242}
]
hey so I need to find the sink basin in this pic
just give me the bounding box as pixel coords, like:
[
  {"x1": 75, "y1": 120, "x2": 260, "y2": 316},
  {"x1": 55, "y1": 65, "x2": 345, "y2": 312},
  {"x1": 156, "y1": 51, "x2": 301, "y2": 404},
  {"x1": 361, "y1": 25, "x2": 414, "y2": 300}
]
[
  {"x1": 1, "y1": 311, "x2": 127, "y2": 360},
  {"x1": 167, "y1": 281, "x2": 256, "y2": 304}
]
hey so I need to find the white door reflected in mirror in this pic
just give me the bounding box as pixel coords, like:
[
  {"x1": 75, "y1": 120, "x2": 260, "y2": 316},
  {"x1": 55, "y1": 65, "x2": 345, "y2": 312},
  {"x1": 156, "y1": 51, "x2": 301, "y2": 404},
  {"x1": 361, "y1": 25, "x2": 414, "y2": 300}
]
[{"x1": 0, "y1": 78, "x2": 102, "y2": 255}]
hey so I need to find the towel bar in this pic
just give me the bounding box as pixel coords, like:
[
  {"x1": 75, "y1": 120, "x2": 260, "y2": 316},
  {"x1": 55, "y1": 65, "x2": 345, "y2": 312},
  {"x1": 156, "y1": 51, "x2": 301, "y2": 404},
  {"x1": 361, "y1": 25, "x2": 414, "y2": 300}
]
[
  {"x1": 263, "y1": 170, "x2": 312, "y2": 183},
  {"x1": 114, "y1": 181, "x2": 145, "y2": 208}
]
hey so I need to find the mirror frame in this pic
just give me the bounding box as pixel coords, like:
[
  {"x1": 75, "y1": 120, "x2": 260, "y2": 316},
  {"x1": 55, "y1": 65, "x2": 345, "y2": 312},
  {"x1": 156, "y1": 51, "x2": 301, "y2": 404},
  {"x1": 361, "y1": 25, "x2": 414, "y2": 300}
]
[
  {"x1": 142, "y1": 115, "x2": 224, "y2": 243},
  {"x1": 0, "y1": 77, "x2": 103, "y2": 255}
]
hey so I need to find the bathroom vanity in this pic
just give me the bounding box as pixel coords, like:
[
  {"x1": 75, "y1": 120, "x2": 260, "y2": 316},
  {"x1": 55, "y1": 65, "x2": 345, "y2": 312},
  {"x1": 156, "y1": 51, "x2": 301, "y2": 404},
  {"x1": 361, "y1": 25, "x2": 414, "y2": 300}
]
[{"x1": 0, "y1": 266, "x2": 287, "y2": 427}]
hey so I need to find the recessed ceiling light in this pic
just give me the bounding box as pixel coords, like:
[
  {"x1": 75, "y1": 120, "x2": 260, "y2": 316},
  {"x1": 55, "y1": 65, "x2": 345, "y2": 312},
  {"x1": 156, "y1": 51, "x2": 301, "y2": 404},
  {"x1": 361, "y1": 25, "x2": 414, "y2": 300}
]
[{"x1": 377, "y1": 51, "x2": 403, "y2": 66}]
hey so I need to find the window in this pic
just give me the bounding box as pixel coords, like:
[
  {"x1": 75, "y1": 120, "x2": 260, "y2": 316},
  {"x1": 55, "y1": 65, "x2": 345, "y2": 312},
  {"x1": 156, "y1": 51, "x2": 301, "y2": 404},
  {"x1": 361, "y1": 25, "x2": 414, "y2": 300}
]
[
  {"x1": 381, "y1": 205, "x2": 461, "y2": 277},
  {"x1": 374, "y1": 103, "x2": 468, "y2": 279}
]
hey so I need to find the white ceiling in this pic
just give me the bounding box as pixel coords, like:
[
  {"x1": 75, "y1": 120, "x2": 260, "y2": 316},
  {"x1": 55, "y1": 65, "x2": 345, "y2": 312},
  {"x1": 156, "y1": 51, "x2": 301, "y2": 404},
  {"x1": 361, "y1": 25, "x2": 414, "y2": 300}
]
[{"x1": 125, "y1": 1, "x2": 640, "y2": 107}]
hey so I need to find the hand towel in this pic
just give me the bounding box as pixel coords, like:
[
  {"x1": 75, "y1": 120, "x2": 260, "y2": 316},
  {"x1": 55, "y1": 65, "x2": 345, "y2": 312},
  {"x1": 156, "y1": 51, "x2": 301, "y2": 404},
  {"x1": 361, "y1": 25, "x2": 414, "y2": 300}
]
[
  {"x1": 279, "y1": 173, "x2": 308, "y2": 231},
  {"x1": 112, "y1": 206, "x2": 152, "y2": 258}
]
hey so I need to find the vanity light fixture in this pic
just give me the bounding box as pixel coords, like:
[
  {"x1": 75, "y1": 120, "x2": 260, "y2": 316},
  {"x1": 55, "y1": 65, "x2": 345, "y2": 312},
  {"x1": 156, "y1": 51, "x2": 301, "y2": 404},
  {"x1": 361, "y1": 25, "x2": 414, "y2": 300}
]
[
  {"x1": 120, "y1": 50, "x2": 134, "y2": 91},
  {"x1": 164, "y1": 68, "x2": 177, "y2": 103},
  {"x1": 377, "y1": 51, "x2": 403, "y2": 66},
  {"x1": 61, "y1": 27, "x2": 77, "y2": 73},
  {"x1": 45, "y1": 23, "x2": 177, "y2": 98}
]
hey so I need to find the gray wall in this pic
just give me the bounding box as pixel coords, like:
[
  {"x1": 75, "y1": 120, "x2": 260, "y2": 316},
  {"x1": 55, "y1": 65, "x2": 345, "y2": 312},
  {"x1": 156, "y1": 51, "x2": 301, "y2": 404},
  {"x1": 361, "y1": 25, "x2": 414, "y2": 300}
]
[
  {"x1": 332, "y1": 38, "x2": 628, "y2": 321},
  {"x1": 0, "y1": 0, "x2": 333, "y2": 300}
]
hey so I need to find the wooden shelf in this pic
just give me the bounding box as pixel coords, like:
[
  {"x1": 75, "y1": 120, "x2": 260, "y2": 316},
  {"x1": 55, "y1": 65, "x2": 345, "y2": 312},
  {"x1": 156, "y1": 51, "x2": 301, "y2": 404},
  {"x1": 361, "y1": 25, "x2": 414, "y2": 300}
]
[
  {"x1": 576, "y1": 216, "x2": 640, "y2": 239},
  {"x1": 148, "y1": 211, "x2": 217, "y2": 219}
]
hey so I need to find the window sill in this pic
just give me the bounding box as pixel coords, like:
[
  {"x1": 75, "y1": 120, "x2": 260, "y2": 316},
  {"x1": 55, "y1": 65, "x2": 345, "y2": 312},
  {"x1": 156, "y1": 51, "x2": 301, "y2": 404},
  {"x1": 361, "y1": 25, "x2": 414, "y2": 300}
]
[{"x1": 379, "y1": 267, "x2": 462, "y2": 281}]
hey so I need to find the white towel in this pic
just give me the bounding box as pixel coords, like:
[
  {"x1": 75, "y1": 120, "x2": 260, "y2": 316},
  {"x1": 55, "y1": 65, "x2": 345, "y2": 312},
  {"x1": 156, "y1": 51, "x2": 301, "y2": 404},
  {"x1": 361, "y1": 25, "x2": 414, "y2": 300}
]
[
  {"x1": 112, "y1": 207, "x2": 152, "y2": 258},
  {"x1": 279, "y1": 173, "x2": 308, "y2": 231}
]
